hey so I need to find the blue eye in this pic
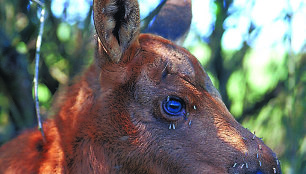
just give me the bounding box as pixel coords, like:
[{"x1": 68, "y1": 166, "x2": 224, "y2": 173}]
[{"x1": 163, "y1": 96, "x2": 185, "y2": 116}]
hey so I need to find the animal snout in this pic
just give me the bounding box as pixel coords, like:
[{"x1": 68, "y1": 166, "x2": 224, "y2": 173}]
[{"x1": 228, "y1": 132, "x2": 282, "y2": 174}]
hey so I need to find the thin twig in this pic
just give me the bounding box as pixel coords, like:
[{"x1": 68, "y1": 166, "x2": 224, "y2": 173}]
[{"x1": 33, "y1": 1, "x2": 46, "y2": 143}]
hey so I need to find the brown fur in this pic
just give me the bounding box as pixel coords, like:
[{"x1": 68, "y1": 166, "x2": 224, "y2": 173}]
[{"x1": 0, "y1": 0, "x2": 281, "y2": 173}]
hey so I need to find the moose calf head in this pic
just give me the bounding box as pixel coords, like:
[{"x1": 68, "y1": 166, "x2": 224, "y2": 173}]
[
  {"x1": 0, "y1": 0, "x2": 281, "y2": 173},
  {"x1": 86, "y1": 0, "x2": 282, "y2": 173}
]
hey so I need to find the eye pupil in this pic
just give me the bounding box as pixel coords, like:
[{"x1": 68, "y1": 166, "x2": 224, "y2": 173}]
[
  {"x1": 167, "y1": 100, "x2": 182, "y2": 113},
  {"x1": 163, "y1": 96, "x2": 184, "y2": 116}
]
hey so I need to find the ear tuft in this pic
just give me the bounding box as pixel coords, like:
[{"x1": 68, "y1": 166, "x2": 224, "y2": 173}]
[{"x1": 93, "y1": 0, "x2": 140, "y2": 63}]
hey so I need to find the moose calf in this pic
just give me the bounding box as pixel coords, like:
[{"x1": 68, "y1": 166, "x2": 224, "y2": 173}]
[{"x1": 0, "y1": 0, "x2": 281, "y2": 173}]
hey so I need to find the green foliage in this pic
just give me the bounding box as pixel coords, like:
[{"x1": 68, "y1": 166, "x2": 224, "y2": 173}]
[
  {"x1": 189, "y1": 40, "x2": 211, "y2": 66},
  {"x1": 227, "y1": 70, "x2": 245, "y2": 116},
  {"x1": 16, "y1": 41, "x2": 28, "y2": 54},
  {"x1": 32, "y1": 83, "x2": 52, "y2": 105},
  {"x1": 57, "y1": 23, "x2": 71, "y2": 42}
]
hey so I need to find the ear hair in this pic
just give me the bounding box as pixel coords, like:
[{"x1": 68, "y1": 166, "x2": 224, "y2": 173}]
[{"x1": 93, "y1": 0, "x2": 140, "y2": 63}]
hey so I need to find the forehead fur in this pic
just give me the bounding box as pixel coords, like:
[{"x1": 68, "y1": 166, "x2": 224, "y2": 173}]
[
  {"x1": 138, "y1": 34, "x2": 222, "y2": 100},
  {"x1": 139, "y1": 34, "x2": 195, "y2": 78}
]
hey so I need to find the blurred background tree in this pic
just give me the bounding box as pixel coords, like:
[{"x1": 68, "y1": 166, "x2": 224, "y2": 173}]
[{"x1": 0, "y1": 0, "x2": 305, "y2": 173}]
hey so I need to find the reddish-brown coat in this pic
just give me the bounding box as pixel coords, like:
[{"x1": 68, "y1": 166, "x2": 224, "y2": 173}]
[{"x1": 0, "y1": 0, "x2": 281, "y2": 173}]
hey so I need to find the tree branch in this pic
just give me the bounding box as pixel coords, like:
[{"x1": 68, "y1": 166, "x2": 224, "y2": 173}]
[
  {"x1": 237, "y1": 81, "x2": 285, "y2": 123},
  {"x1": 0, "y1": 29, "x2": 36, "y2": 132}
]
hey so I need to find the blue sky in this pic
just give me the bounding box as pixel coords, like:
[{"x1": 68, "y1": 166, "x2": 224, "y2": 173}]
[{"x1": 50, "y1": 0, "x2": 306, "y2": 53}]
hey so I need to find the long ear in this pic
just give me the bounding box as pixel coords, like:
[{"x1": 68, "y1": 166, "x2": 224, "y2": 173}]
[
  {"x1": 93, "y1": 0, "x2": 140, "y2": 63},
  {"x1": 142, "y1": 0, "x2": 192, "y2": 45}
]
